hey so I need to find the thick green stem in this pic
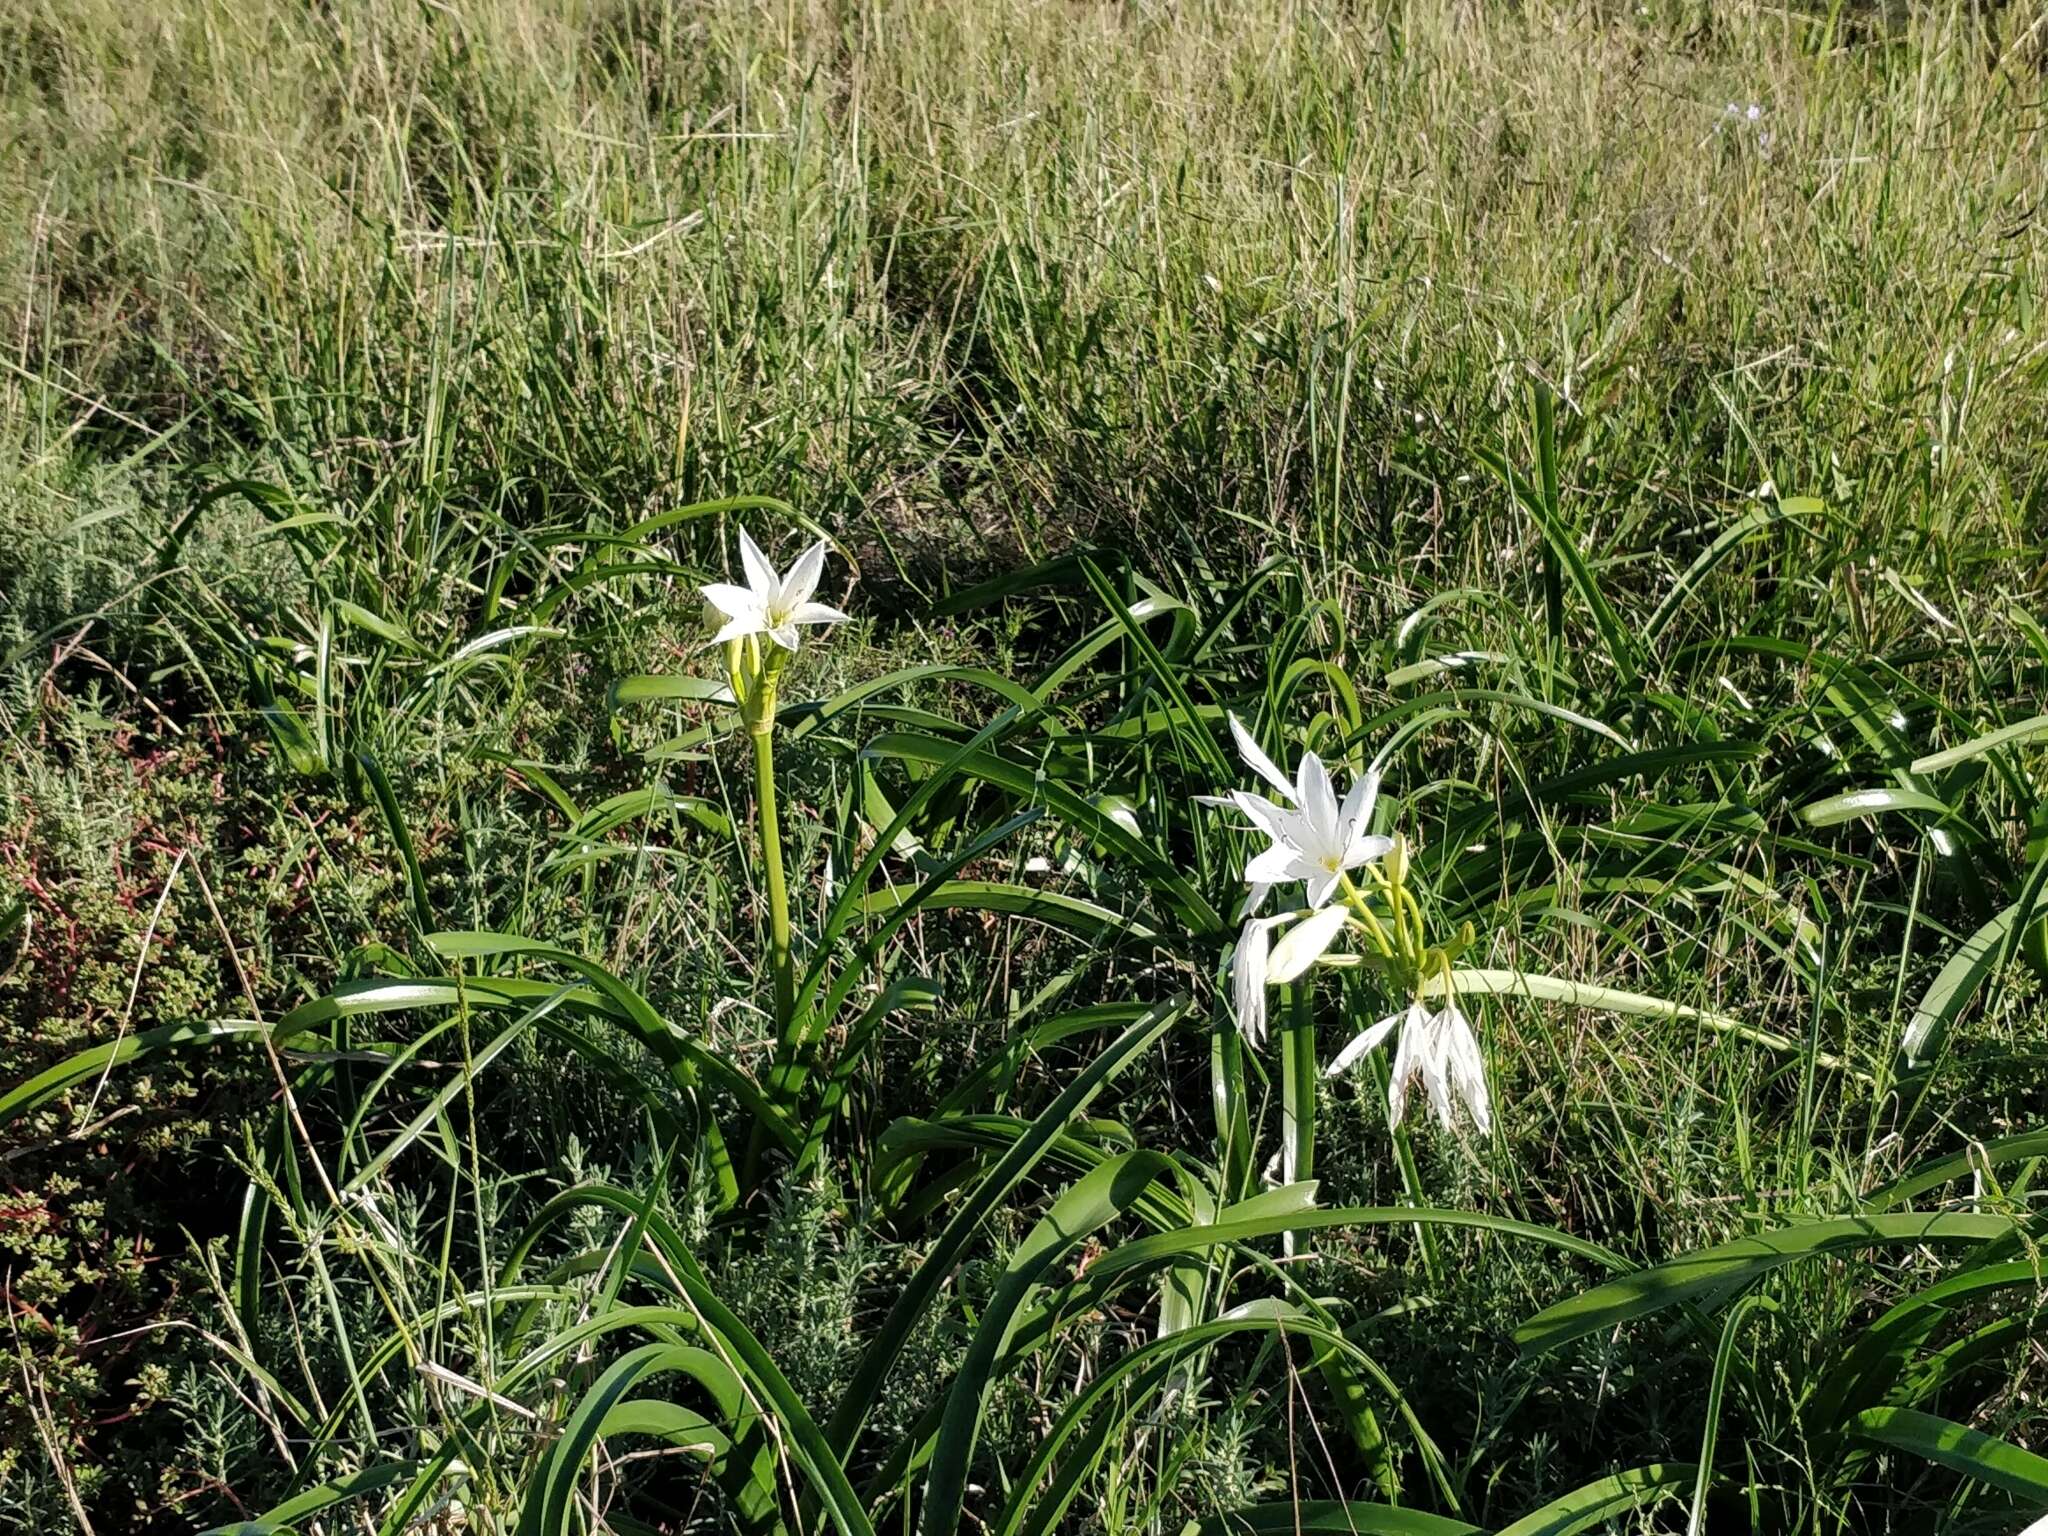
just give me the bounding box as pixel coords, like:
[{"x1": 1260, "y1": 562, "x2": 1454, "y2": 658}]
[
  {"x1": 1369, "y1": 1045, "x2": 1444, "y2": 1288},
  {"x1": 1337, "y1": 873, "x2": 1398, "y2": 962},
  {"x1": 1279, "y1": 983, "x2": 1317, "y2": 1258},
  {"x1": 752, "y1": 720, "x2": 795, "y2": 1035}
]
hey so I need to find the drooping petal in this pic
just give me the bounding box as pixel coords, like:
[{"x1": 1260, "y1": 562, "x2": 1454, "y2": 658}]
[
  {"x1": 700, "y1": 581, "x2": 763, "y2": 621},
  {"x1": 766, "y1": 623, "x2": 802, "y2": 652},
  {"x1": 1229, "y1": 715, "x2": 1297, "y2": 802},
  {"x1": 1266, "y1": 903, "x2": 1350, "y2": 984},
  {"x1": 1418, "y1": 1018, "x2": 1457, "y2": 1130},
  {"x1": 1231, "y1": 917, "x2": 1276, "y2": 1050},
  {"x1": 788, "y1": 601, "x2": 850, "y2": 627},
  {"x1": 778, "y1": 540, "x2": 830, "y2": 609},
  {"x1": 738, "y1": 528, "x2": 779, "y2": 598},
  {"x1": 1438, "y1": 1004, "x2": 1491, "y2": 1134},
  {"x1": 1385, "y1": 1003, "x2": 1428, "y2": 1126},
  {"x1": 1324, "y1": 1010, "x2": 1403, "y2": 1076}
]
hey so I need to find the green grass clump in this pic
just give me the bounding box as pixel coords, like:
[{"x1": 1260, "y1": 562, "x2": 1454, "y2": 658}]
[{"x1": 4, "y1": 0, "x2": 2048, "y2": 1532}]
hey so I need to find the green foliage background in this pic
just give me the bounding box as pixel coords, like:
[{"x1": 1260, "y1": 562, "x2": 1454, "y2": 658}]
[{"x1": 3, "y1": 0, "x2": 2047, "y2": 1531}]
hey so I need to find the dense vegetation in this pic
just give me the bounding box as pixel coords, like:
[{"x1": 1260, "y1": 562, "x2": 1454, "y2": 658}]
[{"x1": 4, "y1": 1, "x2": 2047, "y2": 1531}]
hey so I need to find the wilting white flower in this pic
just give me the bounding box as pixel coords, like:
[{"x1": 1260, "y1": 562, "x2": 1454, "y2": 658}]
[
  {"x1": 1218, "y1": 716, "x2": 1392, "y2": 911},
  {"x1": 1230, "y1": 915, "x2": 1289, "y2": 1050},
  {"x1": 700, "y1": 529, "x2": 849, "y2": 652},
  {"x1": 1231, "y1": 905, "x2": 1354, "y2": 1050},
  {"x1": 1393, "y1": 1002, "x2": 1490, "y2": 1133},
  {"x1": 1326, "y1": 1000, "x2": 1490, "y2": 1135}
]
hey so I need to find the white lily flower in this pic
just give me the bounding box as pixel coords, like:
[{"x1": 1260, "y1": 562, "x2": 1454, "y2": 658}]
[
  {"x1": 1384, "y1": 1002, "x2": 1490, "y2": 1134},
  {"x1": 700, "y1": 529, "x2": 849, "y2": 652},
  {"x1": 1218, "y1": 716, "x2": 1392, "y2": 910}
]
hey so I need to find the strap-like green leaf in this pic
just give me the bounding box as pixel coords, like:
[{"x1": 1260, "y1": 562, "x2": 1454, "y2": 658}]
[
  {"x1": 921, "y1": 1150, "x2": 1177, "y2": 1536},
  {"x1": 826, "y1": 1000, "x2": 1185, "y2": 1458},
  {"x1": 1516, "y1": 1214, "x2": 2015, "y2": 1354},
  {"x1": 1183, "y1": 1502, "x2": 1480, "y2": 1535},
  {"x1": 1849, "y1": 1407, "x2": 2048, "y2": 1504},
  {"x1": 201, "y1": 1459, "x2": 424, "y2": 1536},
  {"x1": 1493, "y1": 1462, "x2": 1694, "y2": 1536}
]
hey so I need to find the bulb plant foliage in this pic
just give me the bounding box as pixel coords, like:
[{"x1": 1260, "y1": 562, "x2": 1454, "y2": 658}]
[{"x1": 7, "y1": 491, "x2": 2048, "y2": 1536}]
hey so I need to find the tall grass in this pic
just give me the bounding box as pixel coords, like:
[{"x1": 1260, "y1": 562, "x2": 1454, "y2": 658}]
[{"x1": 4, "y1": 0, "x2": 2047, "y2": 1532}]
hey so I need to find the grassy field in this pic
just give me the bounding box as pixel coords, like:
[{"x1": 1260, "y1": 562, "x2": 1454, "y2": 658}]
[{"x1": 5, "y1": 0, "x2": 2048, "y2": 1531}]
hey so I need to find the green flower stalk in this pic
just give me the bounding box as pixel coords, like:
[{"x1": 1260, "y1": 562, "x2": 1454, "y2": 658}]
[
  {"x1": 742, "y1": 642, "x2": 795, "y2": 1029},
  {"x1": 701, "y1": 529, "x2": 849, "y2": 1037}
]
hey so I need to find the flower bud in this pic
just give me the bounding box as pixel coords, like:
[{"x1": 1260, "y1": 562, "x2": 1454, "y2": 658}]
[{"x1": 1384, "y1": 832, "x2": 1410, "y2": 888}]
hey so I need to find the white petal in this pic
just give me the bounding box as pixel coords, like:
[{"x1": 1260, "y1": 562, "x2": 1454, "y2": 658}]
[
  {"x1": 1438, "y1": 1005, "x2": 1491, "y2": 1133},
  {"x1": 1229, "y1": 715, "x2": 1297, "y2": 802},
  {"x1": 1226, "y1": 789, "x2": 1295, "y2": 841},
  {"x1": 700, "y1": 582, "x2": 762, "y2": 621},
  {"x1": 1385, "y1": 1002, "x2": 1430, "y2": 1126},
  {"x1": 1296, "y1": 752, "x2": 1339, "y2": 838},
  {"x1": 1342, "y1": 832, "x2": 1394, "y2": 871},
  {"x1": 1245, "y1": 842, "x2": 1317, "y2": 887},
  {"x1": 766, "y1": 623, "x2": 802, "y2": 652},
  {"x1": 1245, "y1": 880, "x2": 1272, "y2": 916},
  {"x1": 1386, "y1": 1032, "x2": 1416, "y2": 1126},
  {"x1": 788, "y1": 601, "x2": 849, "y2": 627},
  {"x1": 1324, "y1": 1011, "x2": 1402, "y2": 1076},
  {"x1": 1232, "y1": 918, "x2": 1274, "y2": 1050},
  {"x1": 711, "y1": 611, "x2": 769, "y2": 645},
  {"x1": 779, "y1": 540, "x2": 830, "y2": 608},
  {"x1": 738, "y1": 528, "x2": 779, "y2": 598},
  {"x1": 1339, "y1": 773, "x2": 1372, "y2": 835},
  {"x1": 1420, "y1": 1028, "x2": 1457, "y2": 1130},
  {"x1": 1304, "y1": 868, "x2": 1344, "y2": 910},
  {"x1": 1266, "y1": 904, "x2": 1350, "y2": 985},
  {"x1": 1354, "y1": 766, "x2": 1383, "y2": 827}
]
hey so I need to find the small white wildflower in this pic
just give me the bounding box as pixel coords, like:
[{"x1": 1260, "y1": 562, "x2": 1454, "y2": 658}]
[{"x1": 699, "y1": 529, "x2": 849, "y2": 652}]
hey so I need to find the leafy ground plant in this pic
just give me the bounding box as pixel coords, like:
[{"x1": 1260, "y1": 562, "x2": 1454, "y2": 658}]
[
  {"x1": 7, "y1": 0, "x2": 2048, "y2": 1531},
  {"x1": 11, "y1": 502, "x2": 2047, "y2": 1534}
]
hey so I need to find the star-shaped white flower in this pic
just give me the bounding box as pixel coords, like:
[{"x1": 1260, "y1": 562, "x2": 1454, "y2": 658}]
[
  {"x1": 700, "y1": 529, "x2": 849, "y2": 652},
  {"x1": 1326, "y1": 1000, "x2": 1490, "y2": 1135},
  {"x1": 1220, "y1": 716, "x2": 1392, "y2": 911},
  {"x1": 1209, "y1": 717, "x2": 1394, "y2": 1048}
]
